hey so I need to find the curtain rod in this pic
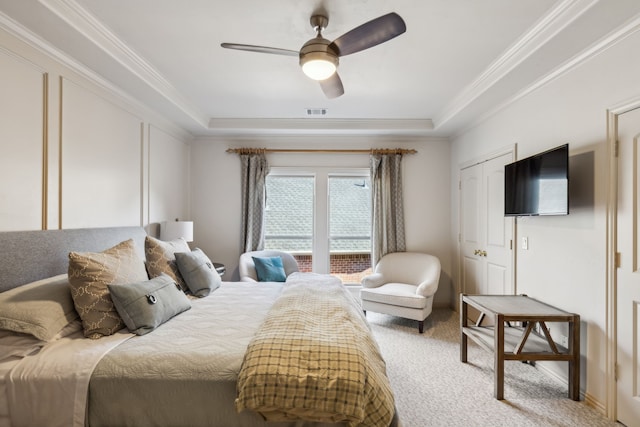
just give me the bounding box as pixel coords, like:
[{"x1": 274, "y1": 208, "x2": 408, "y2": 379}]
[{"x1": 226, "y1": 148, "x2": 417, "y2": 155}]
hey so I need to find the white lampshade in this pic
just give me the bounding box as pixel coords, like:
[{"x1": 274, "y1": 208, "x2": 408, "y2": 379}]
[{"x1": 160, "y1": 220, "x2": 193, "y2": 242}]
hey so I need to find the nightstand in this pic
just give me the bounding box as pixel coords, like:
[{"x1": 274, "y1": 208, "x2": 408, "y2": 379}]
[{"x1": 213, "y1": 262, "x2": 225, "y2": 277}]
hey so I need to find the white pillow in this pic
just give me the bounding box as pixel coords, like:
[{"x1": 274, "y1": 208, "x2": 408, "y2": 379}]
[{"x1": 0, "y1": 274, "x2": 79, "y2": 342}]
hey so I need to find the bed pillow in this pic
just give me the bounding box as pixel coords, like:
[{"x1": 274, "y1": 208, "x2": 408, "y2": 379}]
[
  {"x1": 108, "y1": 274, "x2": 191, "y2": 336},
  {"x1": 68, "y1": 239, "x2": 149, "y2": 339},
  {"x1": 252, "y1": 256, "x2": 287, "y2": 282},
  {"x1": 0, "y1": 274, "x2": 78, "y2": 342},
  {"x1": 175, "y1": 248, "x2": 222, "y2": 297},
  {"x1": 145, "y1": 236, "x2": 190, "y2": 292}
]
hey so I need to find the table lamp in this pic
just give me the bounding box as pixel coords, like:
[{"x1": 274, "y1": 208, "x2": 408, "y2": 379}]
[{"x1": 160, "y1": 219, "x2": 193, "y2": 242}]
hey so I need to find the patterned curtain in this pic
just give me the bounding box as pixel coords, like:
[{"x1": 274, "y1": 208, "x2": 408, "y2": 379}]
[
  {"x1": 370, "y1": 153, "x2": 406, "y2": 266},
  {"x1": 240, "y1": 153, "x2": 269, "y2": 252}
]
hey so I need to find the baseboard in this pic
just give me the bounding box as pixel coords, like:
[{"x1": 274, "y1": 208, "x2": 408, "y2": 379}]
[
  {"x1": 535, "y1": 363, "x2": 606, "y2": 415},
  {"x1": 583, "y1": 392, "x2": 606, "y2": 414}
]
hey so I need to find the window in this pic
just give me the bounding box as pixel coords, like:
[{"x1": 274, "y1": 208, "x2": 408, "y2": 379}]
[
  {"x1": 328, "y1": 176, "x2": 372, "y2": 283},
  {"x1": 265, "y1": 168, "x2": 371, "y2": 284}
]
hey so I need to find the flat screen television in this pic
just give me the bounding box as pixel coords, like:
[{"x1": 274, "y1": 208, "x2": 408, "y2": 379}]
[{"x1": 504, "y1": 144, "x2": 569, "y2": 216}]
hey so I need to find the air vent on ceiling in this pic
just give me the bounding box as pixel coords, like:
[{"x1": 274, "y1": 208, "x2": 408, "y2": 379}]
[{"x1": 306, "y1": 108, "x2": 327, "y2": 116}]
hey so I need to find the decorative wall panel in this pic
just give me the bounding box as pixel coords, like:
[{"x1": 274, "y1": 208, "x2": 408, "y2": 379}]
[
  {"x1": 60, "y1": 78, "x2": 143, "y2": 228},
  {"x1": 0, "y1": 50, "x2": 46, "y2": 231},
  {"x1": 148, "y1": 125, "x2": 189, "y2": 226}
]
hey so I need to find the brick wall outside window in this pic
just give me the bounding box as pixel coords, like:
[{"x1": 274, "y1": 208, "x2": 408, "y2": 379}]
[
  {"x1": 294, "y1": 254, "x2": 313, "y2": 272},
  {"x1": 293, "y1": 253, "x2": 372, "y2": 284}
]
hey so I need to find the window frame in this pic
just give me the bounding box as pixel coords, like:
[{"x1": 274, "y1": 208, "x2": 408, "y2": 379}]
[{"x1": 267, "y1": 167, "x2": 370, "y2": 274}]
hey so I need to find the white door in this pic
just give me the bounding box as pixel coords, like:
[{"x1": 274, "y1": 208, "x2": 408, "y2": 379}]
[
  {"x1": 616, "y1": 106, "x2": 640, "y2": 426},
  {"x1": 461, "y1": 163, "x2": 482, "y2": 295},
  {"x1": 460, "y1": 152, "x2": 514, "y2": 296}
]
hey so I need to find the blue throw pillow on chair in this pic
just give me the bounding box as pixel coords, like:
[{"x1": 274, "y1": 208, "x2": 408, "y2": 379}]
[{"x1": 252, "y1": 256, "x2": 287, "y2": 282}]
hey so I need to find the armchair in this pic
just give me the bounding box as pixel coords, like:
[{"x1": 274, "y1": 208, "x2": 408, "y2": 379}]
[
  {"x1": 360, "y1": 252, "x2": 441, "y2": 333},
  {"x1": 238, "y1": 250, "x2": 299, "y2": 282}
]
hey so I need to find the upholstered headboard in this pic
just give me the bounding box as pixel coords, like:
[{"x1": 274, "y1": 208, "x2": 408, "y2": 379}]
[{"x1": 0, "y1": 226, "x2": 147, "y2": 293}]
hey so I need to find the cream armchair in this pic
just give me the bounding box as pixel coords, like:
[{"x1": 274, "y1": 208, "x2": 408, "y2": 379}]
[
  {"x1": 239, "y1": 250, "x2": 299, "y2": 282},
  {"x1": 360, "y1": 252, "x2": 441, "y2": 333}
]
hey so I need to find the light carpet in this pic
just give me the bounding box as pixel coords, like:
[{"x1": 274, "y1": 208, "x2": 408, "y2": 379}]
[{"x1": 366, "y1": 308, "x2": 621, "y2": 427}]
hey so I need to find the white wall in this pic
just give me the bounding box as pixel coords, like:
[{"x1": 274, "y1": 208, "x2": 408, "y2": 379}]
[
  {"x1": 450, "y1": 27, "x2": 640, "y2": 411},
  {"x1": 0, "y1": 28, "x2": 191, "y2": 235},
  {"x1": 189, "y1": 136, "x2": 453, "y2": 307}
]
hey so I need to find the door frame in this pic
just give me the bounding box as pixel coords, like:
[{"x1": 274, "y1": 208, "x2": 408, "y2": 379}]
[
  {"x1": 605, "y1": 95, "x2": 640, "y2": 420},
  {"x1": 456, "y1": 144, "x2": 516, "y2": 312}
]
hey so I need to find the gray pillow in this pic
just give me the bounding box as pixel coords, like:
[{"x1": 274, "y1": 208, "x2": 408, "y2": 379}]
[
  {"x1": 108, "y1": 274, "x2": 191, "y2": 336},
  {"x1": 174, "y1": 248, "x2": 221, "y2": 297}
]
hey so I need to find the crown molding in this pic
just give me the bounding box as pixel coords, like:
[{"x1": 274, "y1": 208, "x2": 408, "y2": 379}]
[
  {"x1": 0, "y1": 11, "x2": 133, "y2": 105},
  {"x1": 206, "y1": 118, "x2": 435, "y2": 136},
  {"x1": 451, "y1": 12, "x2": 640, "y2": 139},
  {"x1": 37, "y1": 0, "x2": 209, "y2": 129},
  {"x1": 0, "y1": 9, "x2": 193, "y2": 140},
  {"x1": 434, "y1": 0, "x2": 599, "y2": 130}
]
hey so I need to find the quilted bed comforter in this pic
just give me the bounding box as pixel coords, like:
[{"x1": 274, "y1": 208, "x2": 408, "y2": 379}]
[{"x1": 235, "y1": 272, "x2": 395, "y2": 427}]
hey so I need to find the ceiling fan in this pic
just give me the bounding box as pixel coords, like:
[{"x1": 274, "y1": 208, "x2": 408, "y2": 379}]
[{"x1": 221, "y1": 12, "x2": 406, "y2": 99}]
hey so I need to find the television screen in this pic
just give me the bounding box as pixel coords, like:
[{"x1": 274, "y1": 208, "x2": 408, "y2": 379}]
[{"x1": 504, "y1": 144, "x2": 569, "y2": 216}]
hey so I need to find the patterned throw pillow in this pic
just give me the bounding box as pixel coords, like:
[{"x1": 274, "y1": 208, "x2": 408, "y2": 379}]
[
  {"x1": 68, "y1": 239, "x2": 149, "y2": 339},
  {"x1": 145, "y1": 236, "x2": 190, "y2": 292}
]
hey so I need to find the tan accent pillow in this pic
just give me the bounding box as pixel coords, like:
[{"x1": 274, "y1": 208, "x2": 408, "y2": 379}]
[
  {"x1": 144, "y1": 236, "x2": 190, "y2": 292},
  {"x1": 68, "y1": 239, "x2": 148, "y2": 339}
]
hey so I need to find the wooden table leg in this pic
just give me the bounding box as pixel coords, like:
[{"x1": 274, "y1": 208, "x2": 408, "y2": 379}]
[
  {"x1": 495, "y1": 314, "x2": 505, "y2": 400},
  {"x1": 568, "y1": 315, "x2": 581, "y2": 400},
  {"x1": 460, "y1": 294, "x2": 468, "y2": 363}
]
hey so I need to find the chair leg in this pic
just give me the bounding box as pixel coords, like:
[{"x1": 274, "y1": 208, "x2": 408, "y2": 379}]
[
  {"x1": 418, "y1": 320, "x2": 424, "y2": 334},
  {"x1": 363, "y1": 310, "x2": 366, "y2": 316}
]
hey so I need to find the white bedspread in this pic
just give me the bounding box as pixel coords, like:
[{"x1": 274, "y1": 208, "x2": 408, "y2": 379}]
[
  {"x1": 1, "y1": 279, "x2": 391, "y2": 427},
  {"x1": 86, "y1": 281, "x2": 286, "y2": 427},
  {"x1": 5, "y1": 329, "x2": 132, "y2": 427}
]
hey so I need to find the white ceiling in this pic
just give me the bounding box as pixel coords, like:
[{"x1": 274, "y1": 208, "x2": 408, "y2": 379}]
[{"x1": 1, "y1": 0, "x2": 639, "y2": 137}]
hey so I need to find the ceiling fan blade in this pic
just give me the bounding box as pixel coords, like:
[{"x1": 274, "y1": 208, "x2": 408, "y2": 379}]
[
  {"x1": 221, "y1": 43, "x2": 299, "y2": 57},
  {"x1": 328, "y1": 12, "x2": 406, "y2": 57},
  {"x1": 319, "y1": 73, "x2": 344, "y2": 99}
]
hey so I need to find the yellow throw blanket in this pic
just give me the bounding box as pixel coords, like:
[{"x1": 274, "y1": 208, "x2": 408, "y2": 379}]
[{"x1": 235, "y1": 272, "x2": 395, "y2": 427}]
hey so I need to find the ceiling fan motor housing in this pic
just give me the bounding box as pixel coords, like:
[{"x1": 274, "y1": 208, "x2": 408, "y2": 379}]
[{"x1": 300, "y1": 37, "x2": 339, "y2": 65}]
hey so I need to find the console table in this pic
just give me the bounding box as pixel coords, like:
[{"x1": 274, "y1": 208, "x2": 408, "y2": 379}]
[{"x1": 460, "y1": 294, "x2": 580, "y2": 400}]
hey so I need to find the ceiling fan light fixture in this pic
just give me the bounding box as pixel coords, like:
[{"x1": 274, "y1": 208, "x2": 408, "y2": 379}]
[
  {"x1": 300, "y1": 35, "x2": 338, "y2": 81},
  {"x1": 301, "y1": 55, "x2": 337, "y2": 80}
]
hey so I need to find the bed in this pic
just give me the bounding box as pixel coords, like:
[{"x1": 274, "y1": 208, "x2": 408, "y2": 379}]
[{"x1": 0, "y1": 227, "x2": 398, "y2": 427}]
